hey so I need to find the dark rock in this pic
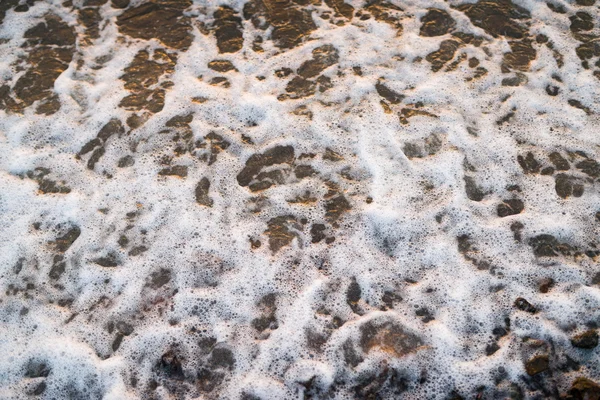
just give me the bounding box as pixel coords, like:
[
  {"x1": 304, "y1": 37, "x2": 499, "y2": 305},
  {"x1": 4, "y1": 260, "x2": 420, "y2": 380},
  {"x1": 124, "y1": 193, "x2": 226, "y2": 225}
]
[
  {"x1": 546, "y1": 84, "x2": 560, "y2": 96},
  {"x1": 51, "y1": 226, "x2": 81, "y2": 253},
  {"x1": 455, "y1": 0, "x2": 530, "y2": 39},
  {"x1": 25, "y1": 360, "x2": 50, "y2": 378},
  {"x1": 237, "y1": 145, "x2": 295, "y2": 191},
  {"x1": 149, "y1": 268, "x2": 171, "y2": 289},
  {"x1": 486, "y1": 342, "x2": 500, "y2": 356},
  {"x1": 503, "y1": 39, "x2": 537, "y2": 72},
  {"x1": 116, "y1": 0, "x2": 193, "y2": 50},
  {"x1": 342, "y1": 339, "x2": 363, "y2": 368},
  {"x1": 346, "y1": 277, "x2": 361, "y2": 311},
  {"x1": 464, "y1": 176, "x2": 485, "y2": 201},
  {"x1": 382, "y1": 291, "x2": 402, "y2": 310},
  {"x1": 243, "y1": 0, "x2": 316, "y2": 49},
  {"x1": 555, "y1": 174, "x2": 583, "y2": 199},
  {"x1": 93, "y1": 254, "x2": 119, "y2": 267},
  {"x1": 197, "y1": 367, "x2": 225, "y2": 393},
  {"x1": 375, "y1": 81, "x2": 404, "y2": 104},
  {"x1": 310, "y1": 223, "x2": 326, "y2": 243},
  {"x1": 119, "y1": 49, "x2": 177, "y2": 114},
  {"x1": 323, "y1": 148, "x2": 343, "y2": 162},
  {"x1": 111, "y1": 0, "x2": 130, "y2": 8},
  {"x1": 525, "y1": 354, "x2": 549, "y2": 376},
  {"x1": 517, "y1": 152, "x2": 540, "y2": 174},
  {"x1": 541, "y1": 166, "x2": 555, "y2": 175},
  {"x1": 195, "y1": 177, "x2": 213, "y2": 207},
  {"x1": 325, "y1": 195, "x2": 351, "y2": 224},
  {"x1": 549, "y1": 152, "x2": 569, "y2": 170},
  {"x1": 112, "y1": 334, "x2": 124, "y2": 351},
  {"x1": 539, "y1": 278, "x2": 554, "y2": 293},
  {"x1": 529, "y1": 234, "x2": 567, "y2": 257},
  {"x1": 49, "y1": 255, "x2": 66, "y2": 280},
  {"x1": 514, "y1": 297, "x2": 537, "y2": 313},
  {"x1": 501, "y1": 73, "x2": 528, "y2": 86},
  {"x1": 32, "y1": 382, "x2": 46, "y2": 395},
  {"x1": 298, "y1": 45, "x2": 339, "y2": 78},
  {"x1": 118, "y1": 155, "x2": 135, "y2": 168},
  {"x1": 158, "y1": 165, "x2": 188, "y2": 178},
  {"x1": 213, "y1": 6, "x2": 244, "y2": 53},
  {"x1": 1, "y1": 15, "x2": 76, "y2": 114},
  {"x1": 284, "y1": 76, "x2": 317, "y2": 99},
  {"x1": 207, "y1": 60, "x2": 237, "y2": 72},
  {"x1": 116, "y1": 321, "x2": 134, "y2": 335},
  {"x1": 294, "y1": 165, "x2": 317, "y2": 179},
  {"x1": 571, "y1": 330, "x2": 599, "y2": 349},
  {"x1": 570, "y1": 12, "x2": 594, "y2": 34},
  {"x1": 209, "y1": 76, "x2": 230, "y2": 87},
  {"x1": 497, "y1": 199, "x2": 524, "y2": 217},
  {"x1": 208, "y1": 347, "x2": 235, "y2": 370},
  {"x1": 26, "y1": 168, "x2": 71, "y2": 194},
  {"x1": 420, "y1": 9, "x2": 456, "y2": 37},
  {"x1": 158, "y1": 350, "x2": 184, "y2": 380},
  {"x1": 87, "y1": 147, "x2": 106, "y2": 170},
  {"x1": 128, "y1": 246, "x2": 148, "y2": 256},
  {"x1": 415, "y1": 307, "x2": 434, "y2": 323},
  {"x1": 204, "y1": 131, "x2": 230, "y2": 165},
  {"x1": 547, "y1": 2, "x2": 567, "y2": 14},
  {"x1": 360, "y1": 319, "x2": 423, "y2": 357},
  {"x1": 568, "y1": 99, "x2": 592, "y2": 115},
  {"x1": 568, "y1": 377, "x2": 600, "y2": 400},
  {"x1": 325, "y1": 0, "x2": 354, "y2": 19},
  {"x1": 576, "y1": 159, "x2": 600, "y2": 177},
  {"x1": 426, "y1": 39, "x2": 461, "y2": 72},
  {"x1": 275, "y1": 67, "x2": 293, "y2": 78},
  {"x1": 264, "y1": 215, "x2": 301, "y2": 253}
]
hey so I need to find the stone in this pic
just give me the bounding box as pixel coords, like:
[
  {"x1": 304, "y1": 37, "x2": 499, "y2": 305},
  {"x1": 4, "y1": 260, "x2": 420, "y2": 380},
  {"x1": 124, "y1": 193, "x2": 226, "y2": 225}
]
[
  {"x1": 549, "y1": 152, "x2": 569, "y2": 170},
  {"x1": 325, "y1": 0, "x2": 354, "y2": 19},
  {"x1": 426, "y1": 39, "x2": 461, "y2": 72},
  {"x1": 420, "y1": 9, "x2": 456, "y2": 37},
  {"x1": 576, "y1": 159, "x2": 600, "y2": 177},
  {"x1": 207, "y1": 60, "x2": 237, "y2": 72},
  {"x1": 213, "y1": 6, "x2": 244, "y2": 53},
  {"x1": 375, "y1": 81, "x2": 404, "y2": 104},
  {"x1": 514, "y1": 297, "x2": 537, "y2": 313},
  {"x1": 571, "y1": 330, "x2": 599, "y2": 349},
  {"x1": 243, "y1": 0, "x2": 316, "y2": 49},
  {"x1": 118, "y1": 155, "x2": 135, "y2": 168},
  {"x1": 464, "y1": 176, "x2": 485, "y2": 201},
  {"x1": 525, "y1": 354, "x2": 549, "y2": 376},
  {"x1": 0, "y1": 15, "x2": 75, "y2": 115},
  {"x1": 50, "y1": 226, "x2": 81, "y2": 253},
  {"x1": 237, "y1": 146, "x2": 295, "y2": 191},
  {"x1": 119, "y1": 49, "x2": 177, "y2": 113},
  {"x1": 497, "y1": 199, "x2": 524, "y2": 217},
  {"x1": 158, "y1": 165, "x2": 188, "y2": 178},
  {"x1": 116, "y1": 0, "x2": 193, "y2": 50},
  {"x1": 157, "y1": 350, "x2": 184, "y2": 380},
  {"x1": 195, "y1": 178, "x2": 213, "y2": 207},
  {"x1": 297, "y1": 45, "x2": 339, "y2": 78},
  {"x1": 310, "y1": 223, "x2": 326, "y2": 243},
  {"x1": 568, "y1": 377, "x2": 600, "y2": 400},
  {"x1": 264, "y1": 215, "x2": 301, "y2": 253},
  {"x1": 149, "y1": 268, "x2": 171, "y2": 289},
  {"x1": 359, "y1": 319, "x2": 423, "y2": 357},
  {"x1": 517, "y1": 152, "x2": 541, "y2": 174},
  {"x1": 325, "y1": 195, "x2": 351, "y2": 224}
]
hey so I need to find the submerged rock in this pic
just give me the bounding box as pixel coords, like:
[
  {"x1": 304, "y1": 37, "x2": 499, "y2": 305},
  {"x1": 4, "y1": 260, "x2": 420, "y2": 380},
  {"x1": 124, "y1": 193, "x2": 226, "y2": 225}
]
[{"x1": 117, "y1": 0, "x2": 193, "y2": 50}]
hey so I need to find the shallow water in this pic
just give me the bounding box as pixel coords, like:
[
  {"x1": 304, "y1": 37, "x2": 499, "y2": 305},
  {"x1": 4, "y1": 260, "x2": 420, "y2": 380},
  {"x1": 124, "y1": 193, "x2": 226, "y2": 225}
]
[{"x1": 0, "y1": 0, "x2": 599, "y2": 399}]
